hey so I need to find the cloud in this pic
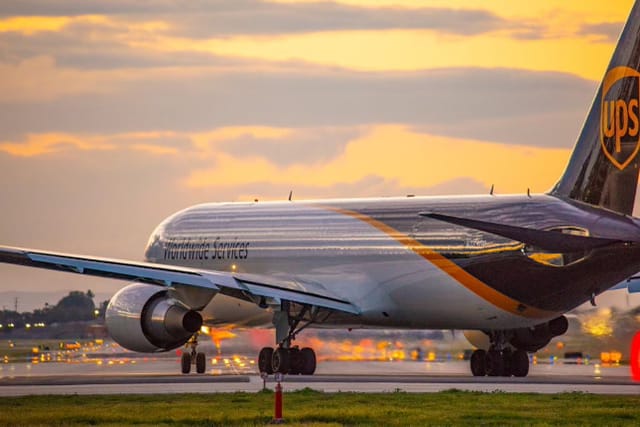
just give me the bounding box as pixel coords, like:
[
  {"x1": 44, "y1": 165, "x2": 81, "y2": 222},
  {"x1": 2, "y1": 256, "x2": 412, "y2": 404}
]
[
  {"x1": 579, "y1": 22, "x2": 624, "y2": 43},
  {"x1": 0, "y1": 27, "x2": 250, "y2": 70},
  {"x1": 212, "y1": 127, "x2": 363, "y2": 167},
  {"x1": 0, "y1": 66, "x2": 595, "y2": 148},
  {"x1": 0, "y1": 132, "x2": 114, "y2": 156},
  {"x1": 0, "y1": 56, "x2": 121, "y2": 102},
  {"x1": 0, "y1": 1, "x2": 511, "y2": 37},
  {"x1": 164, "y1": 3, "x2": 509, "y2": 39},
  {"x1": 0, "y1": 125, "x2": 570, "y2": 196},
  {"x1": 0, "y1": 2, "x2": 619, "y2": 83},
  {"x1": 0, "y1": 130, "x2": 200, "y2": 159},
  {"x1": 186, "y1": 125, "x2": 570, "y2": 194}
]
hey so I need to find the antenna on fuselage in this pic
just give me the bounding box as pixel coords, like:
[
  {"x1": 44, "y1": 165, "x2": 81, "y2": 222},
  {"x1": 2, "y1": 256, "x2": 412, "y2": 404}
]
[
  {"x1": 527, "y1": 188, "x2": 531, "y2": 198},
  {"x1": 489, "y1": 184, "x2": 494, "y2": 195},
  {"x1": 288, "y1": 190, "x2": 293, "y2": 201}
]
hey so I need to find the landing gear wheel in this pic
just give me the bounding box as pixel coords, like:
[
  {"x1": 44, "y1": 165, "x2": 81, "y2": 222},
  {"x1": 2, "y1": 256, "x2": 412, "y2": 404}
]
[
  {"x1": 258, "y1": 347, "x2": 274, "y2": 374},
  {"x1": 196, "y1": 352, "x2": 206, "y2": 374},
  {"x1": 470, "y1": 349, "x2": 487, "y2": 376},
  {"x1": 299, "y1": 347, "x2": 316, "y2": 375},
  {"x1": 486, "y1": 350, "x2": 504, "y2": 377},
  {"x1": 511, "y1": 350, "x2": 529, "y2": 377},
  {"x1": 289, "y1": 347, "x2": 302, "y2": 375},
  {"x1": 501, "y1": 348, "x2": 513, "y2": 377},
  {"x1": 181, "y1": 352, "x2": 191, "y2": 374},
  {"x1": 272, "y1": 347, "x2": 290, "y2": 374}
]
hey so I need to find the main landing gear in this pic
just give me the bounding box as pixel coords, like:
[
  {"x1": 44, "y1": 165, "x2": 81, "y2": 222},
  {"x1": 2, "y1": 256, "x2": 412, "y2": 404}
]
[
  {"x1": 181, "y1": 333, "x2": 207, "y2": 374},
  {"x1": 257, "y1": 303, "x2": 318, "y2": 375},
  {"x1": 468, "y1": 317, "x2": 569, "y2": 377},
  {"x1": 469, "y1": 331, "x2": 530, "y2": 377},
  {"x1": 258, "y1": 346, "x2": 317, "y2": 375}
]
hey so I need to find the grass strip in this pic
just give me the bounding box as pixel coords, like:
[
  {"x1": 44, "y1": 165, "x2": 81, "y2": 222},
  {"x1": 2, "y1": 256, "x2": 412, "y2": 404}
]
[{"x1": 0, "y1": 389, "x2": 639, "y2": 426}]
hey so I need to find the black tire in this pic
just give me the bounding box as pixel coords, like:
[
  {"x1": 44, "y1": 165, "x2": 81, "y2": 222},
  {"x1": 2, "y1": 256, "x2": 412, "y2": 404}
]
[
  {"x1": 289, "y1": 347, "x2": 302, "y2": 375},
  {"x1": 501, "y1": 348, "x2": 513, "y2": 377},
  {"x1": 196, "y1": 352, "x2": 206, "y2": 374},
  {"x1": 511, "y1": 350, "x2": 530, "y2": 377},
  {"x1": 299, "y1": 347, "x2": 316, "y2": 375},
  {"x1": 470, "y1": 349, "x2": 487, "y2": 376},
  {"x1": 181, "y1": 352, "x2": 191, "y2": 374},
  {"x1": 486, "y1": 350, "x2": 504, "y2": 377},
  {"x1": 272, "y1": 347, "x2": 290, "y2": 374},
  {"x1": 258, "y1": 347, "x2": 274, "y2": 374}
]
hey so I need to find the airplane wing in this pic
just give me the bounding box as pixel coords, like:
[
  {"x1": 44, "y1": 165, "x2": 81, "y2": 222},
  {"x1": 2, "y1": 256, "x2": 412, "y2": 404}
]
[
  {"x1": 0, "y1": 245, "x2": 360, "y2": 315},
  {"x1": 610, "y1": 274, "x2": 640, "y2": 293},
  {"x1": 420, "y1": 212, "x2": 624, "y2": 253}
]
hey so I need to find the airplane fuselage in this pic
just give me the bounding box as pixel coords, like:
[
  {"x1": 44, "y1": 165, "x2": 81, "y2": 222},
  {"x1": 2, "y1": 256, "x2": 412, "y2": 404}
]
[{"x1": 144, "y1": 194, "x2": 640, "y2": 332}]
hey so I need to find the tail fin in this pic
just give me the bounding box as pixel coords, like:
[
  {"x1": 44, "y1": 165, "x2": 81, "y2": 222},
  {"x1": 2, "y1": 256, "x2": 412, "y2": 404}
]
[{"x1": 551, "y1": 1, "x2": 640, "y2": 216}]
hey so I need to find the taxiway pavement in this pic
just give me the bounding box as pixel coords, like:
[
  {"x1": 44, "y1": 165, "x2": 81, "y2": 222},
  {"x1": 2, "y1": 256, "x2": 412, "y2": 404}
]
[{"x1": 1, "y1": 358, "x2": 639, "y2": 396}]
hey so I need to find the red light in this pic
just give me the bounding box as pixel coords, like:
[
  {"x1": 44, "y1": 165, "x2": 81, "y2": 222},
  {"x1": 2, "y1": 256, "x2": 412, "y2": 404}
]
[{"x1": 630, "y1": 332, "x2": 640, "y2": 381}]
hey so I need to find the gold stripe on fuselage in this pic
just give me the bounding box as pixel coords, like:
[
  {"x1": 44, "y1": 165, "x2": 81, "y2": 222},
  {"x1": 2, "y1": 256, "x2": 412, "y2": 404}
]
[{"x1": 328, "y1": 207, "x2": 557, "y2": 320}]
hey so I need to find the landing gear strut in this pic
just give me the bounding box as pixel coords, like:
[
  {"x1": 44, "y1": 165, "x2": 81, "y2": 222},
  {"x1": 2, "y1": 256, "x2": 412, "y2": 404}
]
[
  {"x1": 181, "y1": 333, "x2": 207, "y2": 374},
  {"x1": 257, "y1": 302, "x2": 318, "y2": 375},
  {"x1": 470, "y1": 331, "x2": 529, "y2": 377}
]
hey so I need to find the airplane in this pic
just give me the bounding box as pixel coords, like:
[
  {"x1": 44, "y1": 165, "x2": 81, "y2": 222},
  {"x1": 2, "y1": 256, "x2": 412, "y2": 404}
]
[{"x1": 3, "y1": 1, "x2": 640, "y2": 378}]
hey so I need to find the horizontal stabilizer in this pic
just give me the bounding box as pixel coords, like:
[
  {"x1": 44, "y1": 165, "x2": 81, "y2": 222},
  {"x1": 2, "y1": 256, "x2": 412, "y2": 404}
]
[{"x1": 420, "y1": 212, "x2": 623, "y2": 253}]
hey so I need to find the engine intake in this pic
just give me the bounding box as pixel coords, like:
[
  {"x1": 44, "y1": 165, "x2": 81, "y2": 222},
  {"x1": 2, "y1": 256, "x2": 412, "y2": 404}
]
[{"x1": 106, "y1": 283, "x2": 203, "y2": 352}]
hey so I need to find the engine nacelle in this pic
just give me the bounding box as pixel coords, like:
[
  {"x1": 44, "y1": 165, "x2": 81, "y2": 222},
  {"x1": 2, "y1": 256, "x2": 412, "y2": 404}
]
[
  {"x1": 510, "y1": 315, "x2": 569, "y2": 352},
  {"x1": 105, "y1": 283, "x2": 203, "y2": 352},
  {"x1": 463, "y1": 315, "x2": 569, "y2": 352},
  {"x1": 463, "y1": 330, "x2": 490, "y2": 350}
]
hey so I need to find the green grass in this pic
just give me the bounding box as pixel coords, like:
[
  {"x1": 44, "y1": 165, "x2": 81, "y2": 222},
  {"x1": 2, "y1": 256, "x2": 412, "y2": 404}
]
[{"x1": 0, "y1": 389, "x2": 639, "y2": 426}]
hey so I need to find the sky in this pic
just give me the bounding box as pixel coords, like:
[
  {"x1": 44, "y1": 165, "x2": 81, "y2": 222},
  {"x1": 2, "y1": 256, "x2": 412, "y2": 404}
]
[{"x1": 0, "y1": 0, "x2": 636, "y2": 310}]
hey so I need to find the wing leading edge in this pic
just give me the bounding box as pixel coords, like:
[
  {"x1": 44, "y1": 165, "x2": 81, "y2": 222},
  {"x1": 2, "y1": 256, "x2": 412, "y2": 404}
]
[{"x1": 0, "y1": 245, "x2": 360, "y2": 315}]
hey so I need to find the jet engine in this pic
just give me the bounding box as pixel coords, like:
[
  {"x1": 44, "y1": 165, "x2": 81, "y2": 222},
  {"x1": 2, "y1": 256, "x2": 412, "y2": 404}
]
[
  {"x1": 509, "y1": 315, "x2": 569, "y2": 352},
  {"x1": 105, "y1": 283, "x2": 203, "y2": 352},
  {"x1": 463, "y1": 315, "x2": 569, "y2": 352}
]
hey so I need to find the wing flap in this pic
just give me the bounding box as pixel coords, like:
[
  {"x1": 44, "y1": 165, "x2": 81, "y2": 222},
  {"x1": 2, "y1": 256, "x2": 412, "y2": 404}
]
[
  {"x1": 0, "y1": 245, "x2": 360, "y2": 315},
  {"x1": 232, "y1": 273, "x2": 358, "y2": 313}
]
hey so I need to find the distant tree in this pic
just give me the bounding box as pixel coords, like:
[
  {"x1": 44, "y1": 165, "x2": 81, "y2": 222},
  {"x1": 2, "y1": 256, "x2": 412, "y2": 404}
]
[{"x1": 47, "y1": 291, "x2": 96, "y2": 323}]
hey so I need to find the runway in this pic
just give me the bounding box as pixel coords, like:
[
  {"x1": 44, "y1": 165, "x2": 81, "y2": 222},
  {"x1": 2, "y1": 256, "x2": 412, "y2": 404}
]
[{"x1": 1, "y1": 358, "x2": 639, "y2": 396}]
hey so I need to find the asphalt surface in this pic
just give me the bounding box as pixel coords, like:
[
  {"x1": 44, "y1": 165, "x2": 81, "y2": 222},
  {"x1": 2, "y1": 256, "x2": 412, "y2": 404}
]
[{"x1": 1, "y1": 357, "x2": 639, "y2": 395}]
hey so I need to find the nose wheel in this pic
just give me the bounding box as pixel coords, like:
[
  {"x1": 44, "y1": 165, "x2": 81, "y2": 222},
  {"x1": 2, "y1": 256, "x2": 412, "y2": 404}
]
[{"x1": 181, "y1": 334, "x2": 207, "y2": 374}]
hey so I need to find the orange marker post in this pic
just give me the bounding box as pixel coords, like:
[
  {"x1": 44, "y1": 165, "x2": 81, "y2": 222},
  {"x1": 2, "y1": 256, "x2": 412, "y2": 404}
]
[{"x1": 272, "y1": 372, "x2": 284, "y2": 424}]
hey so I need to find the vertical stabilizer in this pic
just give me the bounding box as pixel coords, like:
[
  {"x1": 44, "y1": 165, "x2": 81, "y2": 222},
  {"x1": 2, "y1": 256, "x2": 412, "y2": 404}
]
[{"x1": 552, "y1": 1, "x2": 640, "y2": 216}]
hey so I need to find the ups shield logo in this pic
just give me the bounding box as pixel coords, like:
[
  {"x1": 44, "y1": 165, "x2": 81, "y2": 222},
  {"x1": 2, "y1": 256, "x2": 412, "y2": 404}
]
[{"x1": 600, "y1": 66, "x2": 640, "y2": 170}]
